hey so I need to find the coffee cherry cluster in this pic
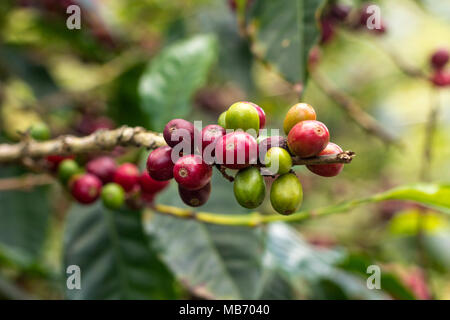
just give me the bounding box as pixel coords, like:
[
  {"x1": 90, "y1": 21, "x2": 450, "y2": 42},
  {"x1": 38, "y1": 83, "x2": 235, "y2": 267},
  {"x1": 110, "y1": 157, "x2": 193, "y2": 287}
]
[
  {"x1": 429, "y1": 48, "x2": 450, "y2": 88},
  {"x1": 146, "y1": 101, "x2": 345, "y2": 215},
  {"x1": 47, "y1": 155, "x2": 169, "y2": 210}
]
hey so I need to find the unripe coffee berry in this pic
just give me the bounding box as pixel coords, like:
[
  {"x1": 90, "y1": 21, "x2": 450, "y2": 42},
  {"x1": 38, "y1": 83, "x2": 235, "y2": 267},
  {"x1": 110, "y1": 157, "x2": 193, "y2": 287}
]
[
  {"x1": 71, "y1": 173, "x2": 102, "y2": 205},
  {"x1": 218, "y1": 111, "x2": 227, "y2": 128},
  {"x1": 270, "y1": 173, "x2": 303, "y2": 215},
  {"x1": 233, "y1": 167, "x2": 265, "y2": 209},
  {"x1": 214, "y1": 131, "x2": 258, "y2": 170},
  {"x1": 114, "y1": 163, "x2": 139, "y2": 192},
  {"x1": 30, "y1": 122, "x2": 51, "y2": 141},
  {"x1": 201, "y1": 125, "x2": 226, "y2": 158},
  {"x1": 283, "y1": 103, "x2": 316, "y2": 135},
  {"x1": 178, "y1": 183, "x2": 211, "y2": 207},
  {"x1": 86, "y1": 156, "x2": 116, "y2": 184},
  {"x1": 163, "y1": 119, "x2": 197, "y2": 151},
  {"x1": 265, "y1": 147, "x2": 292, "y2": 175},
  {"x1": 225, "y1": 101, "x2": 260, "y2": 134},
  {"x1": 101, "y1": 183, "x2": 125, "y2": 210},
  {"x1": 431, "y1": 49, "x2": 449, "y2": 70},
  {"x1": 139, "y1": 171, "x2": 169, "y2": 194},
  {"x1": 258, "y1": 136, "x2": 290, "y2": 163},
  {"x1": 58, "y1": 159, "x2": 82, "y2": 184},
  {"x1": 306, "y1": 142, "x2": 344, "y2": 177},
  {"x1": 46, "y1": 155, "x2": 75, "y2": 172},
  {"x1": 287, "y1": 120, "x2": 330, "y2": 158},
  {"x1": 146, "y1": 146, "x2": 174, "y2": 181},
  {"x1": 173, "y1": 155, "x2": 212, "y2": 190}
]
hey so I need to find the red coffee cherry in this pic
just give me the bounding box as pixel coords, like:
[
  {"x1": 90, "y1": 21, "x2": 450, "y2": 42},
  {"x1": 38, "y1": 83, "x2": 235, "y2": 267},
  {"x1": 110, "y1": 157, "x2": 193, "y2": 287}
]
[
  {"x1": 139, "y1": 171, "x2": 170, "y2": 194},
  {"x1": 71, "y1": 173, "x2": 102, "y2": 205},
  {"x1": 114, "y1": 163, "x2": 140, "y2": 192},
  {"x1": 287, "y1": 120, "x2": 330, "y2": 158},
  {"x1": 320, "y1": 18, "x2": 335, "y2": 44},
  {"x1": 201, "y1": 124, "x2": 226, "y2": 156},
  {"x1": 430, "y1": 71, "x2": 450, "y2": 87},
  {"x1": 178, "y1": 183, "x2": 211, "y2": 207},
  {"x1": 77, "y1": 115, "x2": 115, "y2": 135},
  {"x1": 46, "y1": 155, "x2": 75, "y2": 171},
  {"x1": 430, "y1": 48, "x2": 449, "y2": 70},
  {"x1": 141, "y1": 191, "x2": 155, "y2": 206},
  {"x1": 173, "y1": 155, "x2": 212, "y2": 190},
  {"x1": 146, "y1": 146, "x2": 175, "y2": 181},
  {"x1": 248, "y1": 102, "x2": 266, "y2": 129},
  {"x1": 163, "y1": 119, "x2": 198, "y2": 151},
  {"x1": 214, "y1": 131, "x2": 258, "y2": 170},
  {"x1": 86, "y1": 156, "x2": 117, "y2": 184},
  {"x1": 306, "y1": 142, "x2": 344, "y2": 177}
]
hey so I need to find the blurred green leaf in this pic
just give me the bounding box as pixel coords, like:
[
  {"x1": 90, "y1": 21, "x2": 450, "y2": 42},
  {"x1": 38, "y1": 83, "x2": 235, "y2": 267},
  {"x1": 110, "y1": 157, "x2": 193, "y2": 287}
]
[
  {"x1": 63, "y1": 202, "x2": 177, "y2": 300},
  {"x1": 372, "y1": 184, "x2": 450, "y2": 214},
  {"x1": 0, "y1": 166, "x2": 50, "y2": 267},
  {"x1": 248, "y1": 0, "x2": 325, "y2": 84},
  {"x1": 139, "y1": 34, "x2": 218, "y2": 131},
  {"x1": 265, "y1": 223, "x2": 389, "y2": 299}
]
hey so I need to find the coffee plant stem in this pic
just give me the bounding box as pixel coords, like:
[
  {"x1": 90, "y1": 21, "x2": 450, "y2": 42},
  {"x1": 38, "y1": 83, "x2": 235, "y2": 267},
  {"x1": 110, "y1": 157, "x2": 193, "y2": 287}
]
[{"x1": 0, "y1": 127, "x2": 355, "y2": 166}]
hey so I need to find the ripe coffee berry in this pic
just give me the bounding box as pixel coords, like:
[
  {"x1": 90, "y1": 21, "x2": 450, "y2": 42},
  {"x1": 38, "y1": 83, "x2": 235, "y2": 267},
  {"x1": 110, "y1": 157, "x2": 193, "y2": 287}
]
[
  {"x1": 139, "y1": 171, "x2": 169, "y2": 194},
  {"x1": 430, "y1": 71, "x2": 450, "y2": 87},
  {"x1": 58, "y1": 159, "x2": 81, "y2": 184},
  {"x1": 307, "y1": 142, "x2": 344, "y2": 177},
  {"x1": 173, "y1": 155, "x2": 212, "y2": 190},
  {"x1": 283, "y1": 103, "x2": 317, "y2": 135},
  {"x1": 215, "y1": 131, "x2": 258, "y2": 170},
  {"x1": 163, "y1": 119, "x2": 197, "y2": 151},
  {"x1": 270, "y1": 173, "x2": 303, "y2": 215},
  {"x1": 201, "y1": 125, "x2": 226, "y2": 158},
  {"x1": 114, "y1": 163, "x2": 139, "y2": 192},
  {"x1": 146, "y1": 146, "x2": 175, "y2": 181},
  {"x1": 225, "y1": 102, "x2": 260, "y2": 134},
  {"x1": 101, "y1": 183, "x2": 125, "y2": 210},
  {"x1": 330, "y1": 4, "x2": 351, "y2": 21},
  {"x1": 86, "y1": 156, "x2": 116, "y2": 184},
  {"x1": 288, "y1": 120, "x2": 330, "y2": 158},
  {"x1": 430, "y1": 49, "x2": 449, "y2": 70},
  {"x1": 71, "y1": 174, "x2": 102, "y2": 205},
  {"x1": 178, "y1": 183, "x2": 211, "y2": 207}
]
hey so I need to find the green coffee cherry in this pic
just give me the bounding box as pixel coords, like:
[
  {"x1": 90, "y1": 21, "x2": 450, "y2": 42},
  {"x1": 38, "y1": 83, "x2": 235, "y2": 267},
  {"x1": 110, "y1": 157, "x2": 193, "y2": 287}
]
[
  {"x1": 265, "y1": 147, "x2": 292, "y2": 175},
  {"x1": 30, "y1": 122, "x2": 51, "y2": 141},
  {"x1": 101, "y1": 183, "x2": 125, "y2": 210},
  {"x1": 58, "y1": 159, "x2": 82, "y2": 184},
  {"x1": 270, "y1": 173, "x2": 303, "y2": 215},
  {"x1": 225, "y1": 102, "x2": 260, "y2": 135},
  {"x1": 218, "y1": 111, "x2": 227, "y2": 128},
  {"x1": 233, "y1": 167, "x2": 265, "y2": 209}
]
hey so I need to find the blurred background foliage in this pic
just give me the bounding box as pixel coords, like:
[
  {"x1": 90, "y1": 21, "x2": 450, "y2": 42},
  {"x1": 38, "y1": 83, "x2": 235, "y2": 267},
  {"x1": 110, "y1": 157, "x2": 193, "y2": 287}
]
[{"x1": 0, "y1": 0, "x2": 449, "y2": 300}]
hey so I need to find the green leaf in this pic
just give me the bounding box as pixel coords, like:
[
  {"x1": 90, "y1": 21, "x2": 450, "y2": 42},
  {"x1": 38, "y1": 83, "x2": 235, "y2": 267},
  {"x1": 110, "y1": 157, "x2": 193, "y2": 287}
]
[
  {"x1": 265, "y1": 223, "x2": 389, "y2": 299},
  {"x1": 372, "y1": 183, "x2": 450, "y2": 214},
  {"x1": 146, "y1": 172, "x2": 265, "y2": 299},
  {"x1": 139, "y1": 34, "x2": 218, "y2": 131},
  {"x1": 0, "y1": 166, "x2": 51, "y2": 267},
  {"x1": 63, "y1": 202, "x2": 177, "y2": 300},
  {"x1": 248, "y1": 0, "x2": 325, "y2": 84}
]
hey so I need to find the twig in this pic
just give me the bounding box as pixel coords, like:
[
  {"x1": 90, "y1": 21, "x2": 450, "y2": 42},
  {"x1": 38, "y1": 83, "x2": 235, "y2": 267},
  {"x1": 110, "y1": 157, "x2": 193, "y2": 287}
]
[
  {"x1": 310, "y1": 69, "x2": 400, "y2": 146},
  {"x1": 0, "y1": 126, "x2": 165, "y2": 163},
  {"x1": 214, "y1": 164, "x2": 235, "y2": 182},
  {"x1": 0, "y1": 174, "x2": 54, "y2": 191}
]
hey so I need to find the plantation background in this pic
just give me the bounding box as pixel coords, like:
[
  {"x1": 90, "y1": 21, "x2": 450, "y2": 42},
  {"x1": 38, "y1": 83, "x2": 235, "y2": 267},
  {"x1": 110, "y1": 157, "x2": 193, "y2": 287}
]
[{"x1": 0, "y1": 0, "x2": 449, "y2": 300}]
